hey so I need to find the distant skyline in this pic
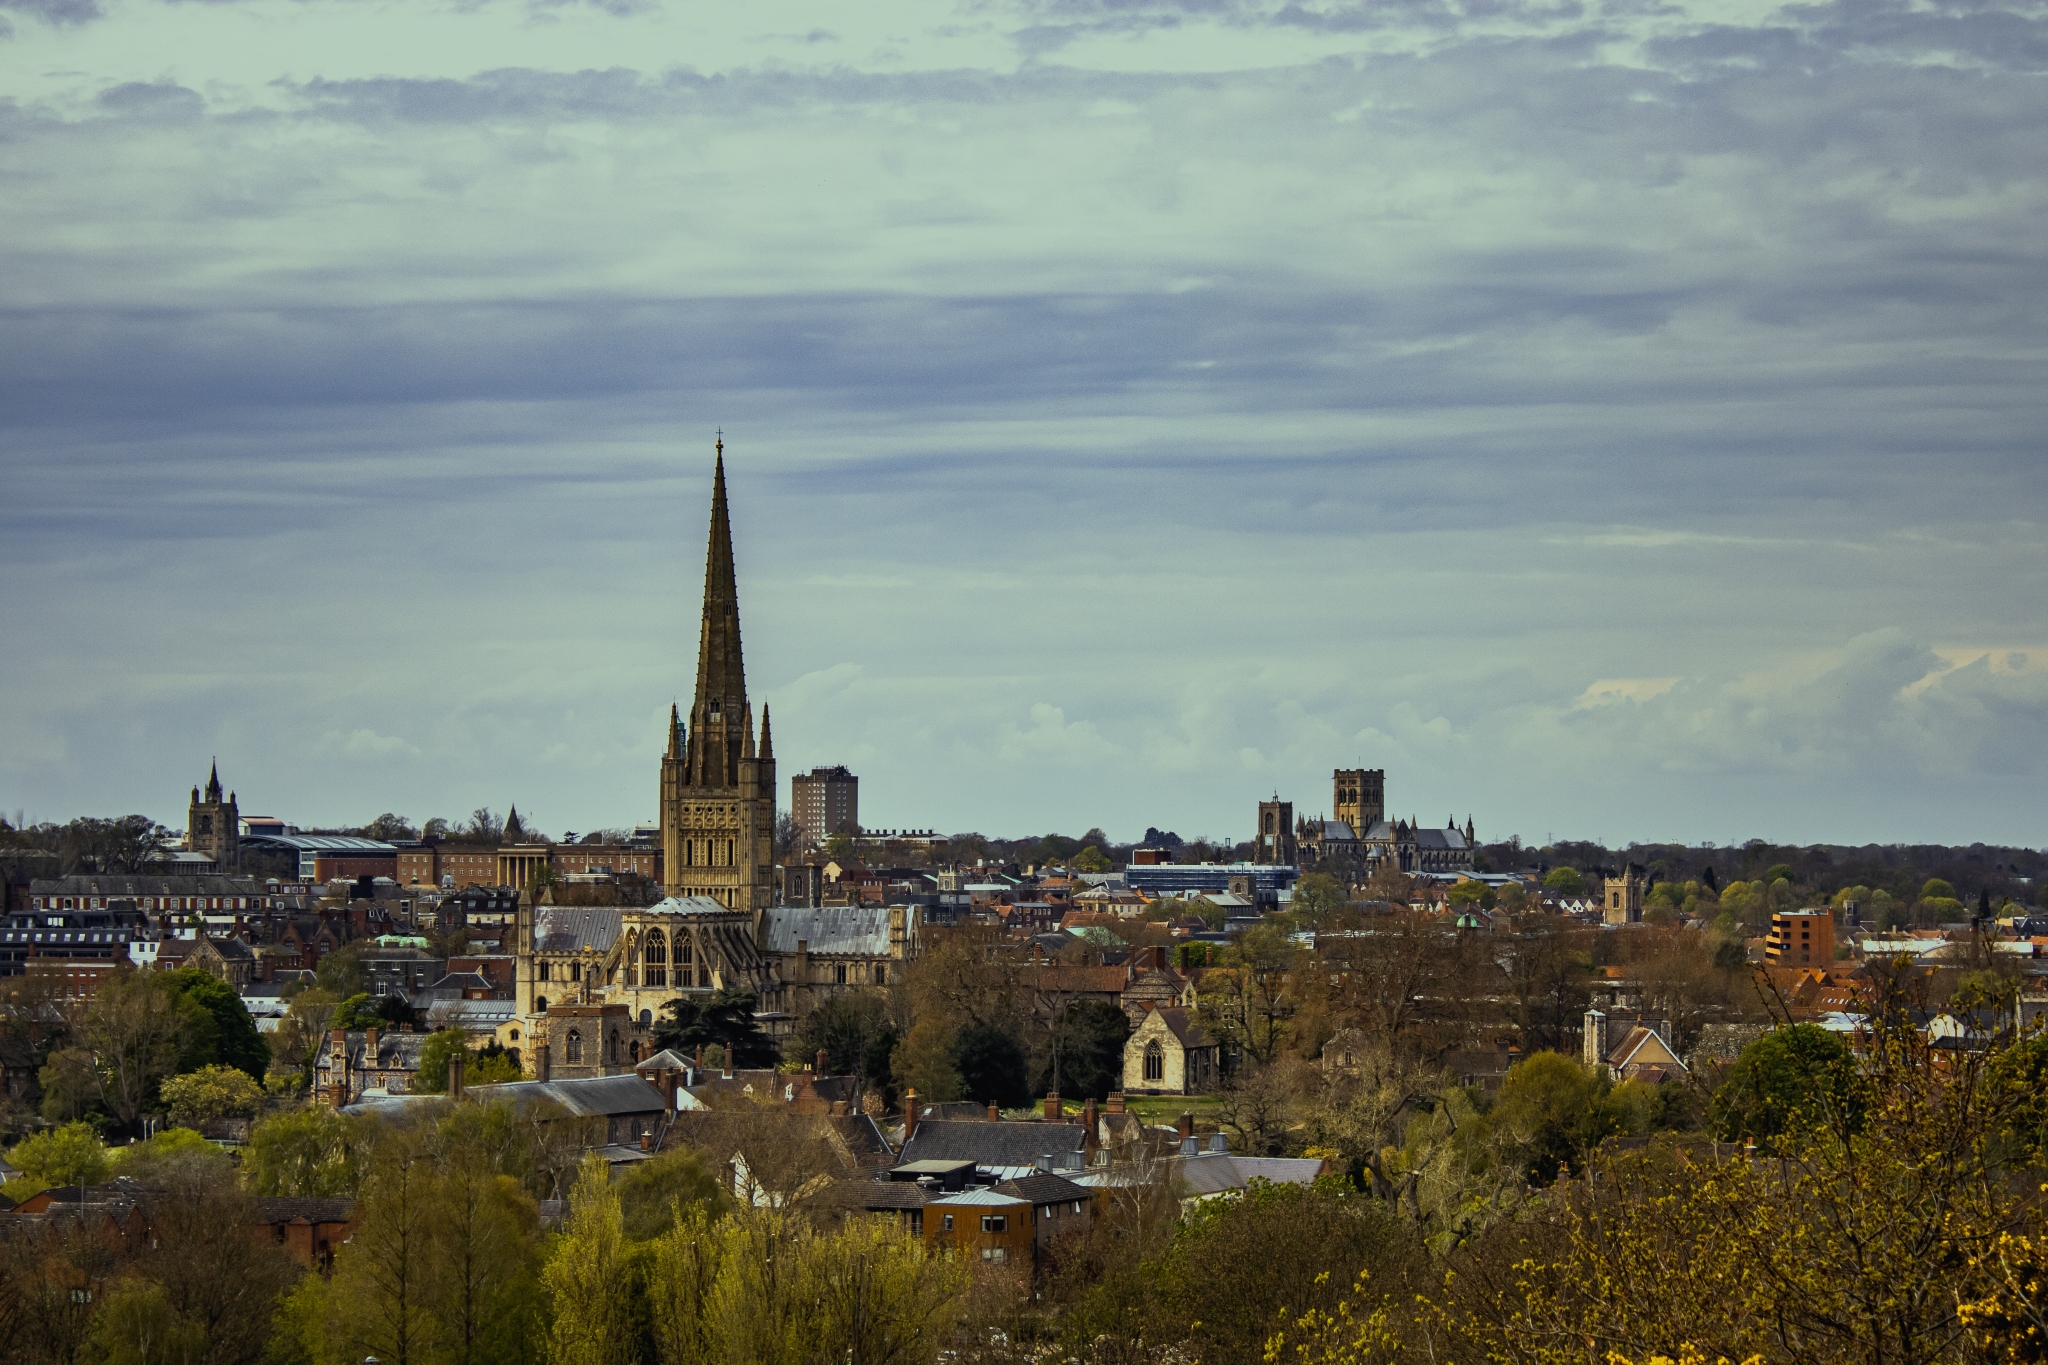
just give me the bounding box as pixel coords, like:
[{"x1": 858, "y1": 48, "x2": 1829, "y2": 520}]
[{"x1": 2, "y1": 0, "x2": 2043, "y2": 850}]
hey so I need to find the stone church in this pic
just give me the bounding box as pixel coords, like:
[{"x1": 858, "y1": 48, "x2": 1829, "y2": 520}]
[
  {"x1": 1289, "y1": 768, "x2": 1476, "y2": 878},
  {"x1": 512, "y1": 441, "x2": 901, "y2": 1074},
  {"x1": 187, "y1": 762, "x2": 240, "y2": 870}
]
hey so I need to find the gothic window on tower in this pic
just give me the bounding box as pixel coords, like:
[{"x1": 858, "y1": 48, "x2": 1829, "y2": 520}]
[
  {"x1": 644, "y1": 930, "x2": 667, "y2": 988},
  {"x1": 565, "y1": 1030, "x2": 583, "y2": 1064}
]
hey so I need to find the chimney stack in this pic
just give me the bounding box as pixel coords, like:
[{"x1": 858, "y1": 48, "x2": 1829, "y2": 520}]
[
  {"x1": 1043, "y1": 1092, "x2": 1061, "y2": 1121},
  {"x1": 365, "y1": 1027, "x2": 380, "y2": 1065},
  {"x1": 662, "y1": 1069, "x2": 678, "y2": 1117},
  {"x1": 1178, "y1": 1111, "x2": 1194, "y2": 1139},
  {"x1": 987, "y1": 1102, "x2": 999, "y2": 1122},
  {"x1": 536, "y1": 1041, "x2": 551, "y2": 1083},
  {"x1": 1107, "y1": 1093, "x2": 1126, "y2": 1115},
  {"x1": 448, "y1": 1051, "x2": 466, "y2": 1102},
  {"x1": 816, "y1": 1049, "x2": 829, "y2": 1076},
  {"x1": 903, "y1": 1089, "x2": 919, "y2": 1144}
]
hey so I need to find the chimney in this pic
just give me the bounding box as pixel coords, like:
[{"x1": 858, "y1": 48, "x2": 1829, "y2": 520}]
[
  {"x1": 986, "y1": 1102, "x2": 999, "y2": 1122},
  {"x1": 365, "y1": 1027, "x2": 380, "y2": 1067},
  {"x1": 816, "y1": 1049, "x2": 829, "y2": 1076},
  {"x1": 1178, "y1": 1111, "x2": 1194, "y2": 1139},
  {"x1": 662, "y1": 1070, "x2": 678, "y2": 1117},
  {"x1": 448, "y1": 1051, "x2": 466, "y2": 1102},
  {"x1": 639, "y1": 1133, "x2": 654, "y2": 1153},
  {"x1": 903, "y1": 1089, "x2": 919, "y2": 1145},
  {"x1": 536, "y1": 1041, "x2": 551, "y2": 1083},
  {"x1": 1043, "y1": 1092, "x2": 1061, "y2": 1121},
  {"x1": 1107, "y1": 1093, "x2": 1126, "y2": 1115}
]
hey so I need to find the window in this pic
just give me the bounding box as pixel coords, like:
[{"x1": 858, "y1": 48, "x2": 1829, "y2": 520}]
[
  {"x1": 873, "y1": 964, "x2": 887, "y2": 985},
  {"x1": 834, "y1": 964, "x2": 847, "y2": 985},
  {"x1": 565, "y1": 1030, "x2": 583, "y2": 1063},
  {"x1": 980, "y1": 1215, "x2": 1007, "y2": 1233},
  {"x1": 644, "y1": 930, "x2": 667, "y2": 988},
  {"x1": 678, "y1": 939, "x2": 693, "y2": 965},
  {"x1": 941, "y1": 1215, "x2": 954, "y2": 1232},
  {"x1": 569, "y1": 963, "x2": 582, "y2": 982},
  {"x1": 1144, "y1": 1041, "x2": 1164, "y2": 1082},
  {"x1": 981, "y1": 1248, "x2": 1007, "y2": 1262},
  {"x1": 539, "y1": 962, "x2": 551, "y2": 981}
]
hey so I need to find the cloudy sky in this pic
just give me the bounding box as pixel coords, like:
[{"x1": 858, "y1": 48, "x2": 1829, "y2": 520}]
[{"x1": 2, "y1": 0, "x2": 2043, "y2": 850}]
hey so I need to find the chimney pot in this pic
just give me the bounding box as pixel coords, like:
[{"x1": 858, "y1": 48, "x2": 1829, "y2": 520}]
[
  {"x1": 903, "y1": 1088, "x2": 919, "y2": 1144},
  {"x1": 639, "y1": 1133, "x2": 653, "y2": 1153},
  {"x1": 817, "y1": 1049, "x2": 828, "y2": 1076},
  {"x1": 1044, "y1": 1092, "x2": 1061, "y2": 1121}
]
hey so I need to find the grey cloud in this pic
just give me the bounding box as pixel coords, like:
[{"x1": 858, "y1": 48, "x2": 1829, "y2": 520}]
[
  {"x1": 95, "y1": 81, "x2": 205, "y2": 117},
  {"x1": 0, "y1": 0, "x2": 101, "y2": 23}
]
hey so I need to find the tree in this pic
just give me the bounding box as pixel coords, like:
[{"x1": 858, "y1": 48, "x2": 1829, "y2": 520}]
[
  {"x1": 159, "y1": 1064, "x2": 264, "y2": 1125},
  {"x1": 891, "y1": 1016, "x2": 962, "y2": 1103},
  {"x1": 1480, "y1": 1050, "x2": 1618, "y2": 1184},
  {"x1": 787, "y1": 991, "x2": 898, "y2": 1097},
  {"x1": 62, "y1": 969, "x2": 207, "y2": 1130},
  {"x1": 653, "y1": 989, "x2": 776, "y2": 1068},
  {"x1": 314, "y1": 942, "x2": 369, "y2": 998},
  {"x1": 800, "y1": 1212, "x2": 967, "y2": 1363},
  {"x1": 954, "y1": 1020, "x2": 1030, "y2": 1110},
  {"x1": 412, "y1": 1029, "x2": 471, "y2": 1096},
  {"x1": 269, "y1": 989, "x2": 338, "y2": 1077},
  {"x1": 57, "y1": 815, "x2": 172, "y2": 875},
  {"x1": 542, "y1": 1154, "x2": 636, "y2": 1365},
  {"x1": 1709, "y1": 1023, "x2": 1864, "y2": 1150},
  {"x1": 1291, "y1": 873, "x2": 1348, "y2": 928},
  {"x1": 125, "y1": 1142, "x2": 296, "y2": 1365},
  {"x1": 1542, "y1": 867, "x2": 1587, "y2": 895},
  {"x1": 322, "y1": 1125, "x2": 439, "y2": 1365},
  {"x1": 421, "y1": 1114, "x2": 543, "y2": 1365},
  {"x1": 1073, "y1": 845, "x2": 1113, "y2": 874},
  {"x1": 1038, "y1": 998, "x2": 1129, "y2": 1101},
  {"x1": 423, "y1": 817, "x2": 451, "y2": 840},
  {"x1": 6, "y1": 1122, "x2": 109, "y2": 1191},
  {"x1": 616, "y1": 1147, "x2": 725, "y2": 1242},
  {"x1": 244, "y1": 1107, "x2": 374, "y2": 1198},
  {"x1": 773, "y1": 810, "x2": 806, "y2": 864},
  {"x1": 164, "y1": 969, "x2": 269, "y2": 1080},
  {"x1": 466, "y1": 808, "x2": 505, "y2": 844},
  {"x1": 361, "y1": 813, "x2": 419, "y2": 840}
]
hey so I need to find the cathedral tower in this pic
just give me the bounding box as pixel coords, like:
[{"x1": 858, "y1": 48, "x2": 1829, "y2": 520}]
[
  {"x1": 1332, "y1": 768, "x2": 1384, "y2": 833},
  {"x1": 660, "y1": 439, "x2": 777, "y2": 917},
  {"x1": 187, "y1": 760, "x2": 239, "y2": 870}
]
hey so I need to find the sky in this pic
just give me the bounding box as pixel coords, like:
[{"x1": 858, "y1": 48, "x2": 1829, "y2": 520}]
[{"x1": 1, "y1": 0, "x2": 2044, "y2": 850}]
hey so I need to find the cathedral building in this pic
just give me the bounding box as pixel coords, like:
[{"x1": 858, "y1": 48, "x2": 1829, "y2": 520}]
[
  {"x1": 1292, "y1": 768, "x2": 1476, "y2": 878},
  {"x1": 511, "y1": 442, "x2": 787, "y2": 1076}
]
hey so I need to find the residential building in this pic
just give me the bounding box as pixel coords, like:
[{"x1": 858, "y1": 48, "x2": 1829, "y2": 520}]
[
  {"x1": 791, "y1": 766, "x2": 859, "y2": 848},
  {"x1": 1766, "y1": 909, "x2": 1836, "y2": 967}
]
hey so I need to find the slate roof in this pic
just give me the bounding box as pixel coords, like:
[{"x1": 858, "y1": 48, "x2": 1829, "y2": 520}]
[
  {"x1": 533, "y1": 906, "x2": 623, "y2": 955},
  {"x1": 992, "y1": 1172, "x2": 1091, "y2": 1206},
  {"x1": 648, "y1": 895, "x2": 747, "y2": 917},
  {"x1": 897, "y1": 1120, "x2": 1088, "y2": 1169},
  {"x1": 253, "y1": 1197, "x2": 355, "y2": 1225},
  {"x1": 470, "y1": 1073, "x2": 668, "y2": 1117},
  {"x1": 1028, "y1": 965, "x2": 1130, "y2": 996},
  {"x1": 762, "y1": 905, "x2": 901, "y2": 956},
  {"x1": 1166, "y1": 1153, "x2": 1325, "y2": 1197},
  {"x1": 928, "y1": 1187, "x2": 1029, "y2": 1207},
  {"x1": 859, "y1": 1182, "x2": 931, "y2": 1209},
  {"x1": 1150, "y1": 1007, "x2": 1214, "y2": 1049}
]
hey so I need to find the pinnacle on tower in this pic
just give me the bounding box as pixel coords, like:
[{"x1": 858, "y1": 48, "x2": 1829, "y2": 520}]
[
  {"x1": 759, "y1": 703, "x2": 773, "y2": 760},
  {"x1": 205, "y1": 760, "x2": 222, "y2": 802},
  {"x1": 668, "y1": 703, "x2": 683, "y2": 759},
  {"x1": 741, "y1": 702, "x2": 756, "y2": 760}
]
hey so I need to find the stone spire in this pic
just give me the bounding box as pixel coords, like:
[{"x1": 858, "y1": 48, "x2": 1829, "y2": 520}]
[
  {"x1": 205, "y1": 760, "x2": 222, "y2": 802},
  {"x1": 668, "y1": 703, "x2": 683, "y2": 759},
  {"x1": 759, "y1": 703, "x2": 773, "y2": 760},
  {"x1": 686, "y1": 436, "x2": 748, "y2": 789}
]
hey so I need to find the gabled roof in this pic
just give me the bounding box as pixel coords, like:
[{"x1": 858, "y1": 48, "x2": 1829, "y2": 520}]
[
  {"x1": 534, "y1": 906, "x2": 623, "y2": 955},
  {"x1": 253, "y1": 1197, "x2": 356, "y2": 1225},
  {"x1": 1607, "y1": 1026, "x2": 1687, "y2": 1074},
  {"x1": 897, "y1": 1120, "x2": 1087, "y2": 1169},
  {"x1": 992, "y1": 1172, "x2": 1091, "y2": 1206},
  {"x1": 927, "y1": 1187, "x2": 1029, "y2": 1207},
  {"x1": 1139, "y1": 1007, "x2": 1214, "y2": 1050},
  {"x1": 470, "y1": 1073, "x2": 667, "y2": 1117},
  {"x1": 762, "y1": 905, "x2": 899, "y2": 956}
]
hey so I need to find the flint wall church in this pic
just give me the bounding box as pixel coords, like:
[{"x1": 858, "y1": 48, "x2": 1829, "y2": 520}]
[{"x1": 511, "y1": 443, "x2": 914, "y2": 1078}]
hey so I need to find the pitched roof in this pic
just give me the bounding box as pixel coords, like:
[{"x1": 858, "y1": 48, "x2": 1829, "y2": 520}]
[
  {"x1": 897, "y1": 1119, "x2": 1087, "y2": 1168},
  {"x1": 1149, "y1": 1007, "x2": 1213, "y2": 1049},
  {"x1": 533, "y1": 906, "x2": 623, "y2": 955},
  {"x1": 253, "y1": 1197, "x2": 356, "y2": 1225},
  {"x1": 470, "y1": 1073, "x2": 667, "y2": 1117},
  {"x1": 1028, "y1": 965, "x2": 1129, "y2": 995},
  {"x1": 762, "y1": 905, "x2": 900, "y2": 956},
  {"x1": 992, "y1": 1172, "x2": 1091, "y2": 1206}
]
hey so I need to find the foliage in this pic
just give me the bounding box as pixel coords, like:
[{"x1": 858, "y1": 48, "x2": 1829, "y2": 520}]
[
  {"x1": 786, "y1": 990, "x2": 899, "y2": 1097},
  {"x1": 955, "y1": 1018, "x2": 1031, "y2": 1109},
  {"x1": 159, "y1": 1064, "x2": 265, "y2": 1125},
  {"x1": 330, "y1": 992, "x2": 405, "y2": 1033},
  {"x1": 162, "y1": 968, "x2": 270, "y2": 1080},
  {"x1": 1073, "y1": 845, "x2": 1114, "y2": 874},
  {"x1": 314, "y1": 943, "x2": 370, "y2": 998},
  {"x1": 6, "y1": 1121, "x2": 109, "y2": 1189},
  {"x1": 616, "y1": 1146, "x2": 726, "y2": 1242},
  {"x1": 85, "y1": 1280, "x2": 209, "y2": 1365},
  {"x1": 48, "y1": 969, "x2": 212, "y2": 1130},
  {"x1": 892, "y1": 1015, "x2": 963, "y2": 1103},
  {"x1": 1541, "y1": 867, "x2": 1587, "y2": 895},
  {"x1": 1291, "y1": 873, "x2": 1349, "y2": 927},
  {"x1": 543, "y1": 1153, "x2": 637, "y2": 1365},
  {"x1": 1708, "y1": 1023, "x2": 1864, "y2": 1149},
  {"x1": 1263, "y1": 1270, "x2": 1402, "y2": 1365},
  {"x1": 654, "y1": 989, "x2": 777, "y2": 1068},
  {"x1": 1038, "y1": 998, "x2": 1131, "y2": 1101},
  {"x1": 1479, "y1": 1051, "x2": 1621, "y2": 1184},
  {"x1": 411, "y1": 1029, "x2": 471, "y2": 1095},
  {"x1": 243, "y1": 1106, "x2": 376, "y2": 1198}
]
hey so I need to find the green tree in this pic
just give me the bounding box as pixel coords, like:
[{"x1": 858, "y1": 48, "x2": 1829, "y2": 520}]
[
  {"x1": 890, "y1": 1016, "x2": 962, "y2": 1103},
  {"x1": 1038, "y1": 999, "x2": 1129, "y2": 1100},
  {"x1": 1072, "y1": 845, "x2": 1113, "y2": 874},
  {"x1": 800, "y1": 1213, "x2": 967, "y2": 1363},
  {"x1": 617, "y1": 1147, "x2": 725, "y2": 1242},
  {"x1": 1709, "y1": 1023, "x2": 1864, "y2": 1150},
  {"x1": 164, "y1": 968, "x2": 270, "y2": 1080},
  {"x1": 1921, "y1": 877, "x2": 1956, "y2": 901},
  {"x1": 315, "y1": 942, "x2": 369, "y2": 998},
  {"x1": 323, "y1": 1126, "x2": 438, "y2": 1365},
  {"x1": 1291, "y1": 872, "x2": 1348, "y2": 927},
  {"x1": 411, "y1": 1029, "x2": 470, "y2": 1096},
  {"x1": 159, "y1": 1065, "x2": 265, "y2": 1125},
  {"x1": 653, "y1": 989, "x2": 776, "y2": 1068},
  {"x1": 542, "y1": 1154, "x2": 636, "y2": 1365},
  {"x1": 423, "y1": 1117, "x2": 543, "y2": 1365},
  {"x1": 127, "y1": 1142, "x2": 296, "y2": 1365},
  {"x1": 1479, "y1": 1051, "x2": 1618, "y2": 1184},
  {"x1": 6, "y1": 1121, "x2": 109, "y2": 1192},
  {"x1": 244, "y1": 1107, "x2": 374, "y2": 1198},
  {"x1": 954, "y1": 1019, "x2": 1030, "y2": 1110},
  {"x1": 1542, "y1": 867, "x2": 1587, "y2": 895},
  {"x1": 786, "y1": 991, "x2": 898, "y2": 1096},
  {"x1": 57, "y1": 969, "x2": 207, "y2": 1130}
]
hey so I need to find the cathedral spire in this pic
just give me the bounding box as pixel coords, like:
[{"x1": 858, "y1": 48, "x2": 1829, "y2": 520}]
[
  {"x1": 668, "y1": 703, "x2": 683, "y2": 759},
  {"x1": 205, "y1": 760, "x2": 222, "y2": 802},
  {"x1": 687, "y1": 437, "x2": 748, "y2": 787},
  {"x1": 759, "y1": 703, "x2": 773, "y2": 761}
]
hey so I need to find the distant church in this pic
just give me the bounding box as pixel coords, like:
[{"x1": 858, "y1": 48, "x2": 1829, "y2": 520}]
[
  {"x1": 187, "y1": 762, "x2": 239, "y2": 870},
  {"x1": 508, "y1": 441, "x2": 914, "y2": 1076},
  {"x1": 1270, "y1": 768, "x2": 1476, "y2": 877}
]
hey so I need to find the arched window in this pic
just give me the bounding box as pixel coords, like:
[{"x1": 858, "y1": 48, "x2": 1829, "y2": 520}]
[
  {"x1": 565, "y1": 1029, "x2": 583, "y2": 1064},
  {"x1": 678, "y1": 938, "x2": 693, "y2": 966},
  {"x1": 1143, "y1": 1041, "x2": 1164, "y2": 1082},
  {"x1": 873, "y1": 964, "x2": 887, "y2": 985},
  {"x1": 536, "y1": 997, "x2": 548, "y2": 1013},
  {"x1": 644, "y1": 930, "x2": 667, "y2": 988}
]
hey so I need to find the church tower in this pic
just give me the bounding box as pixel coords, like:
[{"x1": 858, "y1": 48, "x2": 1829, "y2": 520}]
[
  {"x1": 660, "y1": 439, "x2": 777, "y2": 918},
  {"x1": 187, "y1": 760, "x2": 239, "y2": 870},
  {"x1": 1332, "y1": 768, "x2": 1384, "y2": 833}
]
